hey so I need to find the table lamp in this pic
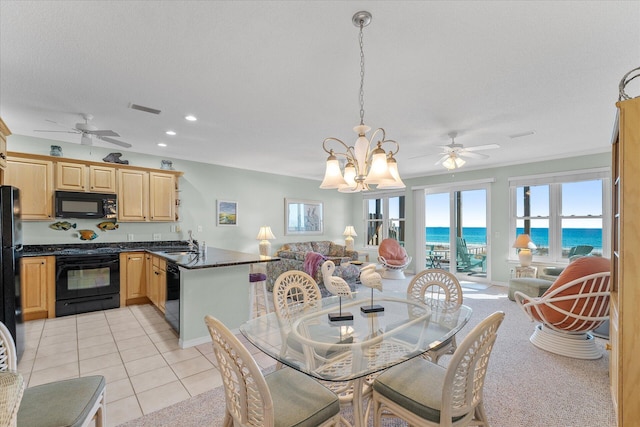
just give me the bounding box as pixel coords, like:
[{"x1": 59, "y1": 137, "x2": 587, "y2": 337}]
[
  {"x1": 256, "y1": 226, "x2": 276, "y2": 256},
  {"x1": 513, "y1": 234, "x2": 536, "y2": 267},
  {"x1": 343, "y1": 225, "x2": 357, "y2": 251}
]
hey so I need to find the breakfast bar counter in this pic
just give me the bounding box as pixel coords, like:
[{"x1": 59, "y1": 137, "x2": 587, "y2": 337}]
[{"x1": 159, "y1": 247, "x2": 279, "y2": 348}]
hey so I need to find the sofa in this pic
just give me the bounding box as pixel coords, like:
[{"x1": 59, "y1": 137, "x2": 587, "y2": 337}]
[{"x1": 266, "y1": 241, "x2": 360, "y2": 297}]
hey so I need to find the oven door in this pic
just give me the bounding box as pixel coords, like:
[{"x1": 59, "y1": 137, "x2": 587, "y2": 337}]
[{"x1": 55, "y1": 254, "x2": 120, "y2": 316}]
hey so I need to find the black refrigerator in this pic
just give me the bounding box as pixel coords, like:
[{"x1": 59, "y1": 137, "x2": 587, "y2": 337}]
[{"x1": 0, "y1": 186, "x2": 23, "y2": 359}]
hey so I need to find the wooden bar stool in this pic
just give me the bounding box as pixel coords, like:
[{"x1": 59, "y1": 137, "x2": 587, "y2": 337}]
[{"x1": 249, "y1": 270, "x2": 270, "y2": 318}]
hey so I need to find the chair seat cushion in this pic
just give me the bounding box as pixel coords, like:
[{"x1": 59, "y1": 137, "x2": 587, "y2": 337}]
[
  {"x1": 17, "y1": 375, "x2": 105, "y2": 427},
  {"x1": 379, "y1": 239, "x2": 408, "y2": 264},
  {"x1": 266, "y1": 367, "x2": 340, "y2": 427},
  {"x1": 373, "y1": 357, "x2": 466, "y2": 423},
  {"x1": 533, "y1": 256, "x2": 610, "y2": 328}
]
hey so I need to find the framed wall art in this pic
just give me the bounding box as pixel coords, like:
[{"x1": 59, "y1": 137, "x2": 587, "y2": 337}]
[
  {"x1": 285, "y1": 198, "x2": 323, "y2": 235},
  {"x1": 217, "y1": 200, "x2": 238, "y2": 226}
]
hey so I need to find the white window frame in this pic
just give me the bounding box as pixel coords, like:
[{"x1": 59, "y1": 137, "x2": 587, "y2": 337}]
[
  {"x1": 508, "y1": 168, "x2": 610, "y2": 264},
  {"x1": 362, "y1": 191, "x2": 406, "y2": 248}
]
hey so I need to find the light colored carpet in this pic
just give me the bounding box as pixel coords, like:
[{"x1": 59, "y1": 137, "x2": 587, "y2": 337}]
[{"x1": 119, "y1": 283, "x2": 615, "y2": 427}]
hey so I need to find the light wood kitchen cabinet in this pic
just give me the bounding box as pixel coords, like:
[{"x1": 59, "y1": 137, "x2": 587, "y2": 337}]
[
  {"x1": 0, "y1": 117, "x2": 10, "y2": 172},
  {"x1": 610, "y1": 96, "x2": 640, "y2": 426},
  {"x1": 20, "y1": 256, "x2": 55, "y2": 320},
  {"x1": 118, "y1": 170, "x2": 175, "y2": 222},
  {"x1": 55, "y1": 162, "x2": 117, "y2": 193},
  {"x1": 4, "y1": 156, "x2": 53, "y2": 220},
  {"x1": 119, "y1": 252, "x2": 149, "y2": 306},
  {"x1": 89, "y1": 165, "x2": 116, "y2": 193},
  {"x1": 149, "y1": 172, "x2": 175, "y2": 221},
  {"x1": 117, "y1": 169, "x2": 149, "y2": 221},
  {"x1": 56, "y1": 161, "x2": 86, "y2": 191},
  {"x1": 148, "y1": 255, "x2": 167, "y2": 312}
]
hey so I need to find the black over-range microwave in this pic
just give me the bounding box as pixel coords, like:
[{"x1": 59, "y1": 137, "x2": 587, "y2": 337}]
[{"x1": 55, "y1": 191, "x2": 117, "y2": 219}]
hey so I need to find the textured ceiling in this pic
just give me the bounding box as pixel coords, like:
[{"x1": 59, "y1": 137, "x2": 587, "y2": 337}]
[{"x1": 1, "y1": 1, "x2": 639, "y2": 181}]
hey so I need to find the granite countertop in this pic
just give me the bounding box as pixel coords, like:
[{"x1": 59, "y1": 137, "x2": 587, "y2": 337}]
[
  {"x1": 22, "y1": 241, "x2": 279, "y2": 270},
  {"x1": 154, "y1": 246, "x2": 279, "y2": 270}
]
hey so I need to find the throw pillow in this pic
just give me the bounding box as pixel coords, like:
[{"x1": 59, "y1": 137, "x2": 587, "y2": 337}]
[
  {"x1": 328, "y1": 242, "x2": 346, "y2": 257},
  {"x1": 531, "y1": 256, "x2": 610, "y2": 330}
]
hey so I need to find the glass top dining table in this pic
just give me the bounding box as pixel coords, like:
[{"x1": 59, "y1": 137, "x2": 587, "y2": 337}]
[{"x1": 240, "y1": 290, "x2": 472, "y2": 427}]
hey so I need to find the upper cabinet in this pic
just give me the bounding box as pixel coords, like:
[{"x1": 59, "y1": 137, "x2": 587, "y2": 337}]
[
  {"x1": 89, "y1": 165, "x2": 117, "y2": 193},
  {"x1": 4, "y1": 156, "x2": 54, "y2": 220},
  {"x1": 7, "y1": 151, "x2": 182, "y2": 221},
  {"x1": 118, "y1": 170, "x2": 176, "y2": 222},
  {"x1": 0, "y1": 117, "x2": 10, "y2": 171},
  {"x1": 118, "y1": 169, "x2": 149, "y2": 221},
  {"x1": 56, "y1": 162, "x2": 117, "y2": 193}
]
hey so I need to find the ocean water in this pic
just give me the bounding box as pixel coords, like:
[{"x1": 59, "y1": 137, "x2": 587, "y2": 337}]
[{"x1": 426, "y1": 227, "x2": 602, "y2": 250}]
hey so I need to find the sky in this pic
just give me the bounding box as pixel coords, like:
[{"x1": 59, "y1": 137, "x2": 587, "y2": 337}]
[{"x1": 425, "y1": 180, "x2": 603, "y2": 229}]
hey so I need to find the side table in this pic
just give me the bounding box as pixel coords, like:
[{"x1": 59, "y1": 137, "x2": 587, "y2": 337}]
[{"x1": 515, "y1": 266, "x2": 537, "y2": 278}]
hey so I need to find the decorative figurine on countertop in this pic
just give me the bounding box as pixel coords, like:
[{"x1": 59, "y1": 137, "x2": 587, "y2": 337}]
[
  {"x1": 160, "y1": 160, "x2": 174, "y2": 170},
  {"x1": 359, "y1": 264, "x2": 385, "y2": 313},
  {"x1": 102, "y1": 152, "x2": 129, "y2": 164},
  {"x1": 321, "y1": 260, "x2": 354, "y2": 321},
  {"x1": 97, "y1": 221, "x2": 119, "y2": 231},
  {"x1": 49, "y1": 221, "x2": 76, "y2": 231},
  {"x1": 78, "y1": 229, "x2": 98, "y2": 240},
  {"x1": 50, "y1": 145, "x2": 63, "y2": 156}
]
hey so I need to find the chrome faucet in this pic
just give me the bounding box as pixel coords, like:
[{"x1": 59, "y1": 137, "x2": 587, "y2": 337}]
[{"x1": 187, "y1": 230, "x2": 198, "y2": 252}]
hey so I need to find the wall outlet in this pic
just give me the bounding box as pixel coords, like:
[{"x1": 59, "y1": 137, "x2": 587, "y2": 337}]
[
  {"x1": 176, "y1": 225, "x2": 181, "y2": 233},
  {"x1": 197, "y1": 225, "x2": 203, "y2": 232},
  {"x1": 127, "y1": 234, "x2": 134, "y2": 241},
  {"x1": 170, "y1": 225, "x2": 176, "y2": 233},
  {"x1": 153, "y1": 233, "x2": 161, "y2": 241}
]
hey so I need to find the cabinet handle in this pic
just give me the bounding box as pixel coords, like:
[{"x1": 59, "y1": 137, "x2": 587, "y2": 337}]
[
  {"x1": 0, "y1": 153, "x2": 6, "y2": 159},
  {"x1": 606, "y1": 343, "x2": 612, "y2": 351}
]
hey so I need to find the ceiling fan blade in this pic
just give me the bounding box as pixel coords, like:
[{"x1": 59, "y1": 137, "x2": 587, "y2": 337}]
[
  {"x1": 34, "y1": 129, "x2": 79, "y2": 133},
  {"x1": 464, "y1": 144, "x2": 500, "y2": 152},
  {"x1": 84, "y1": 129, "x2": 120, "y2": 137},
  {"x1": 99, "y1": 136, "x2": 132, "y2": 148},
  {"x1": 435, "y1": 154, "x2": 450, "y2": 165},
  {"x1": 460, "y1": 151, "x2": 489, "y2": 159}
]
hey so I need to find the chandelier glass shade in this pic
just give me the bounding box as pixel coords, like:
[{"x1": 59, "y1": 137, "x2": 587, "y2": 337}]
[{"x1": 320, "y1": 11, "x2": 405, "y2": 193}]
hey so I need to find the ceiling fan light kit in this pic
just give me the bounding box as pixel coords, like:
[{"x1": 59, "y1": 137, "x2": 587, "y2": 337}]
[
  {"x1": 435, "y1": 131, "x2": 499, "y2": 170},
  {"x1": 320, "y1": 11, "x2": 405, "y2": 193}
]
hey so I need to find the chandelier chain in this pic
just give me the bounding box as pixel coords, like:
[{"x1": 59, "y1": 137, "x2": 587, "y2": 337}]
[{"x1": 358, "y1": 20, "x2": 366, "y2": 126}]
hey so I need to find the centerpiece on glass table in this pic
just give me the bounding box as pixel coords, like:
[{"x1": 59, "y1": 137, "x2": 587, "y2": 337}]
[
  {"x1": 359, "y1": 264, "x2": 384, "y2": 313},
  {"x1": 321, "y1": 260, "x2": 354, "y2": 321}
]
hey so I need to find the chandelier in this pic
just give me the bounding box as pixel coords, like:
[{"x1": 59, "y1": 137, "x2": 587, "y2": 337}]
[{"x1": 320, "y1": 11, "x2": 405, "y2": 193}]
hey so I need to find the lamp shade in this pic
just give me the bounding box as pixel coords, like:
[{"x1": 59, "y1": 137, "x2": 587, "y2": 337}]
[
  {"x1": 343, "y1": 226, "x2": 357, "y2": 237},
  {"x1": 513, "y1": 234, "x2": 535, "y2": 249},
  {"x1": 256, "y1": 226, "x2": 276, "y2": 241}
]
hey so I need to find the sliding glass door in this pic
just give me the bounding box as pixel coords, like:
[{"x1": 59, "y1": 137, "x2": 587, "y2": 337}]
[{"x1": 419, "y1": 182, "x2": 491, "y2": 281}]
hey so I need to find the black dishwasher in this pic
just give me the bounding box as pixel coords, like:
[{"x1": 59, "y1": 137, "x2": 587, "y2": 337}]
[{"x1": 165, "y1": 262, "x2": 180, "y2": 333}]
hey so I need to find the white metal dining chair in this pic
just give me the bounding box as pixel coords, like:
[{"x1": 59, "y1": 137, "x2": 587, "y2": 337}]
[
  {"x1": 407, "y1": 268, "x2": 463, "y2": 363},
  {"x1": 204, "y1": 315, "x2": 342, "y2": 427},
  {"x1": 0, "y1": 321, "x2": 106, "y2": 427},
  {"x1": 372, "y1": 311, "x2": 505, "y2": 427},
  {"x1": 272, "y1": 270, "x2": 373, "y2": 411}
]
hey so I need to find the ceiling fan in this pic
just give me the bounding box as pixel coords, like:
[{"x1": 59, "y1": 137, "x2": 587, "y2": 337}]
[
  {"x1": 424, "y1": 131, "x2": 500, "y2": 170},
  {"x1": 34, "y1": 114, "x2": 132, "y2": 148}
]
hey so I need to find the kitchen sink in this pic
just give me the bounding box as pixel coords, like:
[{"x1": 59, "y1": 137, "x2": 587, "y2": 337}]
[{"x1": 162, "y1": 250, "x2": 199, "y2": 256}]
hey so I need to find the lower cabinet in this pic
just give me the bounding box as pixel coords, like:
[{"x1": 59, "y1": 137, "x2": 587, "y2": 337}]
[
  {"x1": 21, "y1": 256, "x2": 55, "y2": 320},
  {"x1": 119, "y1": 252, "x2": 150, "y2": 307},
  {"x1": 120, "y1": 252, "x2": 166, "y2": 313},
  {"x1": 149, "y1": 256, "x2": 167, "y2": 313}
]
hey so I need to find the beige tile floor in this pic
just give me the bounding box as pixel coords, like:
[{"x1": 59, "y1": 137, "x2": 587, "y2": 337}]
[{"x1": 16, "y1": 303, "x2": 278, "y2": 427}]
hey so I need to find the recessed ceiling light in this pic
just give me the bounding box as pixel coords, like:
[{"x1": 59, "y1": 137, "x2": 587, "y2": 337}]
[
  {"x1": 185, "y1": 115, "x2": 197, "y2": 121},
  {"x1": 165, "y1": 130, "x2": 176, "y2": 136},
  {"x1": 157, "y1": 142, "x2": 167, "y2": 147}
]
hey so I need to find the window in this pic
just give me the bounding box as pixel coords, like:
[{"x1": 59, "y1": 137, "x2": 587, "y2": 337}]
[
  {"x1": 509, "y1": 169, "x2": 610, "y2": 263},
  {"x1": 364, "y1": 193, "x2": 405, "y2": 246}
]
